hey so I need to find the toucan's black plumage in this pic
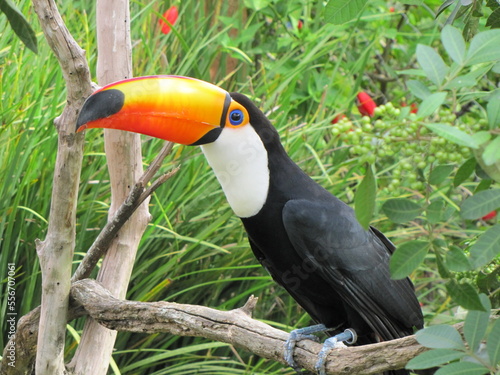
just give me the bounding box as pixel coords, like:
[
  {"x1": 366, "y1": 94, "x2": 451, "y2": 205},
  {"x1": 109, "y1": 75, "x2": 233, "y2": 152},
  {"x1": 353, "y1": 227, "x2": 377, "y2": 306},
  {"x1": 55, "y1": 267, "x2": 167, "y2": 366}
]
[{"x1": 231, "y1": 92, "x2": 423, "y2": 346}]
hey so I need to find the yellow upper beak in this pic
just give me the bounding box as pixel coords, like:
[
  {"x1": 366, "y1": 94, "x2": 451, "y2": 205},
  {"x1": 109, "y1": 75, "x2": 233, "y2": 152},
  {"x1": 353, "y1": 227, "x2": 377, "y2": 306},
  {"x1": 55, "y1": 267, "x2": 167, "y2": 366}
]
[{"x1": 76, "y1": 75, "x2": 249, "y2": 145}]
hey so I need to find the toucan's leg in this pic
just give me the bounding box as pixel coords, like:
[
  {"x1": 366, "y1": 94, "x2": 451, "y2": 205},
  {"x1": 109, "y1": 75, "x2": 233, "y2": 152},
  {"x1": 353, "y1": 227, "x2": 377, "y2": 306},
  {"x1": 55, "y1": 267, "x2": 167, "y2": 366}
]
[
  {"x1": 315, "y1": 329, "x2": 357, "y2": 375},
  {"x1": 284, "y1": 324, "x2": 329, "y2": 371}
]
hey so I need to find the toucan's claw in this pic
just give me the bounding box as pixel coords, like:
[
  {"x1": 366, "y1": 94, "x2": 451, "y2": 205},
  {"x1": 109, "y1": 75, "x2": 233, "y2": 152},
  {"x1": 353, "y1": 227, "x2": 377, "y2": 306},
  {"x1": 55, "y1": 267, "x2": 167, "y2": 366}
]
[
  {"x1": 314, "y1": 329, "x2": 357, "y2": 375},
  {"x1": 284, "y1": 324, "x2": 327, "y2": 372},
  {"x1": 284, "y1": 326, "x2": 357, "y2": 375}
]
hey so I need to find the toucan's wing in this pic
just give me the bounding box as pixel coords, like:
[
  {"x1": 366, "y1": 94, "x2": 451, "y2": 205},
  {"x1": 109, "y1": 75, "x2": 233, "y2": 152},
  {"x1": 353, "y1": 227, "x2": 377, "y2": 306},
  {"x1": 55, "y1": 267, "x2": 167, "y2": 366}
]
[{"x1": 282, "y1": 199, "x2": 423, "y2": 340}]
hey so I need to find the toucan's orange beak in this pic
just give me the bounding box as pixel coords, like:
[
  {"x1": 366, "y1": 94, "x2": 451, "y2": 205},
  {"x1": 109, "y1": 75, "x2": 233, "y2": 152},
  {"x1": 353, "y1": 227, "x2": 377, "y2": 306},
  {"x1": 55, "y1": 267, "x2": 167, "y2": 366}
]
[{"x1": 76, "y1": 75, "x2": 249, "y2": 145}]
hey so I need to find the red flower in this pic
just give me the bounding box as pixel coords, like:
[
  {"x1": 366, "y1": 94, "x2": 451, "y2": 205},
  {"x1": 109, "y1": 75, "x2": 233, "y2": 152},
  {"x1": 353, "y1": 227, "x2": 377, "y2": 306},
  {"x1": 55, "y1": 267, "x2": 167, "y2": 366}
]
[
  {"x1": 481, "y1": 211, "x2": 497, "y2": 221},
  {"x1": 389, "y1": 6, "x2": 395, "y2": 12},
  {"x1": 159, "y1": 5, "x2": 178, "y2": 35},
  {"x1": 332, "y1": 114, "x2": 346, "y2": 124},
  {"x1": 357, "y1": 92, "x2": 377, "y2": 117},
  {"x1": 402, "y1": 102, "x2": 418, "y2": 114},
  {"x1": 297, "y1": 19, "x2": 304, "y2": 30}
]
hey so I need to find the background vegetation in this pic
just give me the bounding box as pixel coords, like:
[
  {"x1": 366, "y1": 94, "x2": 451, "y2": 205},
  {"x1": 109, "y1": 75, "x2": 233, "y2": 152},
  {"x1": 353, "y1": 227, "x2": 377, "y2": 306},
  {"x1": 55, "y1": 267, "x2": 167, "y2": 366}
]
[{"x1": 1, "y1": 0, "x2": 499, "y2": 374}]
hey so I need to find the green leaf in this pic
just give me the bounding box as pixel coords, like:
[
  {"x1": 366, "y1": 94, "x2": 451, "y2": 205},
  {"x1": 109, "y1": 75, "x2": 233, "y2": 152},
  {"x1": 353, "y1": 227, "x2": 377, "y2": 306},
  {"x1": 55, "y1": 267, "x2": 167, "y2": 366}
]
[
  {"x1": 406, "y1": 349, "x2": 465, "y2": 370},
  {"x1": 486, "y1": 8, "x2": 500, "y2": 28},
  {"x1": 324, "y1": 0, "x2": 367, "y2": 25},
  {"x1": 446, "y1": 279, "x2": 485, "y2": 311},
  {"x1": 441, "y1": 25, "x2": 466, "y2": 65},
  {"x1": 446, "y1": 246, "x2": 471, "y2": 272},
  {"x1": 462, "y1": 64, "x2": 494, "y2": 83},
  {"x1": 487, "y1": 318, "x2": 500, "y2": 366},
  {"x1": 429, "y1": 164, "x2": 455, "y2": 185},
  {"x1": 418, "y1": 93, "x2": 447, "y2": 118},
  {"x1": 243, "y1": 0, "x2": 272, "y2": 11},
  {"x1": 487, "y1": 97, "x2": 500, "y2": 129},
  {"x1": 407, "y1": 80, "x2": 432, "y2": 100},
  {"x1": 425, "y1": 123, "x2": 478, "y2": 149},
  {"x1": 486, "y1": 0, "x2": 499, "y2": 10},
  {"x1": 435, "y1": 249, "x2": 452, "y2": 278},
  {"x1": 469, "y1": 224, "x2": 500, "y2": 268},
  {"x1": 390, "y1": 240, "x2": 429, "y2": 279},
  {"x1": 416, "y1": 325, "x2": 466, "y2": 350},
  {"x1": 416, "y1": 44, "x2": 449, "y2": 86},
  {"x1": 460, "y1": 189, "x2": 500, "y2": 219},
  {"x1": 493, "y1": 61, "x2": 500, "y2": 74},
  {"x1": 446, "y1": 76, "x2": 477, "y2": 90},
  {"x1": 436, "y1": 0, "x2": 456, "y2": 18},
  {"x1": 477, "y1": 268, "x2": 500, "y2": 296},
  {"x1": 454, "y1": 158, "x2": 476, "y2": 187},
  {"x1": 472, "y1": 131, "x2": 492, "y2": 146},
  {"x1": 355, "y1": 164, "x2": 376, "y2": 230},
  {"x1": 382, "y1": 198, "x2": 423, "y2": 223},
  {"x1": 465, "y1": 29, "x2": 500, "y2": 65},
  {"x1": 426, "y1": 200, "x2": 445, "y2": 224},
  {"x1": 464, "y1": 294, "x2": 491, "y2": 352},
  {"x1": 482, "y1": 137, "x2": 500, "y2": 166},
  {"x1": 474, "y1": 178, "x2": 493, "y2": 193},
  {"x1": 0, "y1": 0, "x2": 38, "y2": 54},
  {"x1": 434, "y1": 362, "x2": 490, "y2": 375}
]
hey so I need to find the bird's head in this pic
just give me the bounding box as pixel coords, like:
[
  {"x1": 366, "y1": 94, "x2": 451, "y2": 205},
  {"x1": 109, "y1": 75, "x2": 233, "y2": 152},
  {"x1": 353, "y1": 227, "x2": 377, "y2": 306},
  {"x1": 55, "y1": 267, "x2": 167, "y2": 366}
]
[{"x1": 77, "y1": 75, "x2": 276, "y2": 218}]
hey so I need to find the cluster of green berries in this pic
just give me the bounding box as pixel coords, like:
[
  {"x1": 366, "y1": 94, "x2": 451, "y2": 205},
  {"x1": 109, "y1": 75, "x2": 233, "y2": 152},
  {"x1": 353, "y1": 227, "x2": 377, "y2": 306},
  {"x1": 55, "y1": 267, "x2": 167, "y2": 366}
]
[{"x1": 331, "y1": 102, "x2": 479, "y2": 193}]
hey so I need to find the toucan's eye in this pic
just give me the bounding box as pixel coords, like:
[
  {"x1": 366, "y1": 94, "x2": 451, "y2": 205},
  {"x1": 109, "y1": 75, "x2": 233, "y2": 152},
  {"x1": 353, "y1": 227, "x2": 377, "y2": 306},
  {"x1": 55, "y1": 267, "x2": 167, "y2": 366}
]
[{"x1": 229, "y1": 109, "x2": 244, "y2": 126}]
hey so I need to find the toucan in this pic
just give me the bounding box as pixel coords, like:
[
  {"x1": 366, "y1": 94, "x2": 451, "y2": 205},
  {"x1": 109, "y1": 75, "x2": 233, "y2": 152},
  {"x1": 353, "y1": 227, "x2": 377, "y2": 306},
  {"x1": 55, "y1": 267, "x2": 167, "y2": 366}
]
[{"x1": 76, "y1": 75, "x2": 423, "y2": 375}]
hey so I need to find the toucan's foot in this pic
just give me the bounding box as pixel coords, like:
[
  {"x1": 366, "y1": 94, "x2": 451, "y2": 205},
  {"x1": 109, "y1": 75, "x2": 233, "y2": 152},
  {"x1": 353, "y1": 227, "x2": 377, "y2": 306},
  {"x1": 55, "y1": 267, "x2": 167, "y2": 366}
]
[
  {"x1": 284, "y1": 324, "x2": 327, "y2": 372},
  {"x1": 314, "y1": 329, "x2": 357, "y2": 375}
]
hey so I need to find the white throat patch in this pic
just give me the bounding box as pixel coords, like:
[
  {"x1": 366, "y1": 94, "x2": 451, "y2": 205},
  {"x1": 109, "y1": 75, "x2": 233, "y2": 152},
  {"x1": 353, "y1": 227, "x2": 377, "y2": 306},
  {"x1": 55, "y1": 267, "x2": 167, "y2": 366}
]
[{"x1": 201, "y1": 125, "x2": 269, "y2": 218}]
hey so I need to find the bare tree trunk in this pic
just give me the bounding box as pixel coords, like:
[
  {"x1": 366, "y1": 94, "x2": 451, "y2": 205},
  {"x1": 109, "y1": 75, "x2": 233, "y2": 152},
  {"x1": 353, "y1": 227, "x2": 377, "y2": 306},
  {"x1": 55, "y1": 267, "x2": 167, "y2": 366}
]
[
  {"x1": 68, "y1": 1, "x2": 150, "y2": 374},
  {"x1": 30, "y1": 0, "x2": 93, "y2": 374}
]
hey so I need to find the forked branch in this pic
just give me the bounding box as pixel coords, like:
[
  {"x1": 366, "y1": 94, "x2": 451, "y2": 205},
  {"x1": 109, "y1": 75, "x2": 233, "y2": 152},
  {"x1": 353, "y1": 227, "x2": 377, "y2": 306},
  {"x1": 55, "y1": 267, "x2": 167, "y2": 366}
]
[{"x1": 72, "y1": 142, "x2": 178, "y2": 282}]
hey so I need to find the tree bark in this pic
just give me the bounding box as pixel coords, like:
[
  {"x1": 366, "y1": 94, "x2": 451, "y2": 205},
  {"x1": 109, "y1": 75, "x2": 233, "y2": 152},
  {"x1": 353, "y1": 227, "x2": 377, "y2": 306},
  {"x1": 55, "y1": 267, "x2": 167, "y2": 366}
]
[
  {"x1": 67, "y1": 1, "x2": 151, "y2": 374},
  {"x1": 31, "y1": 0, "x2": 93, "y2": 374}
]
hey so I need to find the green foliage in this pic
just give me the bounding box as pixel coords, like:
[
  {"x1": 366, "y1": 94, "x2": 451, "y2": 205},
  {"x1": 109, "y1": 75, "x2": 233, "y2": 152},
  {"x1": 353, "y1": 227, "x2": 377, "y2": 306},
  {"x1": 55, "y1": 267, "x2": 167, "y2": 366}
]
[
  {"x1": 324, "y1": 0, "x2": 367, "y2": 24},
  {"x1": 364, "y1": 23, "x2": 500, "y2": 311},
  {"x1": 1, "y1": 0, "x2": 499, "y2": 374},
  {"x1": 436, "y1": 0, "x2": 500, "y2": 39},
  {"x1": 408, "y1": 295, "x2": 498, "y2": 374},
  {"x1": 461, "y1": 190, "x2": 500, "y2": 219},
  {"x1": 0, "y1": 0, "x2": 37, "y2": 53},
  {"x1": 354, "y1": 164, "x2": 376, "y2": 229},
  {"x1": 390, "y1": 240, "x2": 429, "y2": 279},
  {"x1": 382, "y1": 198, "x2": 423, "y2": 223}
]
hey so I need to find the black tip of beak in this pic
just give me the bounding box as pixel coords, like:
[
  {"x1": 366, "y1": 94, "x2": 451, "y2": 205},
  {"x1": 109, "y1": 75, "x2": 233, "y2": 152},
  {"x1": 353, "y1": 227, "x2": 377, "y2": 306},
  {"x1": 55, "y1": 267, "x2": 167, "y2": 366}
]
[{"x1": 76, "y1": 89, "x2": 125, "y2": 131}]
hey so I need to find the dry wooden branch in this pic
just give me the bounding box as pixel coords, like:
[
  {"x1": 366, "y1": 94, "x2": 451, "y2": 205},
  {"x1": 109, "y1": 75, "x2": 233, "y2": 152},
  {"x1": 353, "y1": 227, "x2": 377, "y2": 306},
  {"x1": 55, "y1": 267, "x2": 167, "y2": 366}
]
[
  {"x1": 71, "y1": 279, "x2": 429, "y2": 375},
  {"x1": 71, "y1": 142, "x2": 177, "y2": 282},
  {"x1": 31, "y1": 0, "x2": 93, "y2": 373}
]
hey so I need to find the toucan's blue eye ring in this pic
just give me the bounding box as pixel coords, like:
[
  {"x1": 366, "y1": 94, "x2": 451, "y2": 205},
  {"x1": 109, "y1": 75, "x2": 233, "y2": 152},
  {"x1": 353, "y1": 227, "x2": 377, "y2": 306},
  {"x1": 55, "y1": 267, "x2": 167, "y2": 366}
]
[{"x1": 229, "y1": 109, "x2": 244, "y2": 125}]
